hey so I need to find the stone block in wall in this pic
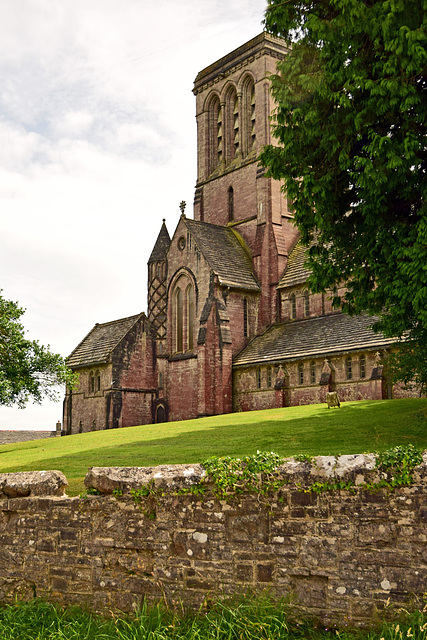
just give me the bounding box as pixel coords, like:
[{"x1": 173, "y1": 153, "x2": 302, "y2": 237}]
[
  {"x1": 84, "y1": 464, "x2": 206, "y2": 494},
  {"x1": 0, "y1": 471, "x2": 67, "y2": 498}
]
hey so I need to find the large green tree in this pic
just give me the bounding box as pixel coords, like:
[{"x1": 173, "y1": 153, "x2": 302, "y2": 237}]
[
  {"x1": 0, "y1": 292, "x2": 75, "y2": 408},
  {"x1": 261, "y1": 0, "x2": 427, "y2": 390}
]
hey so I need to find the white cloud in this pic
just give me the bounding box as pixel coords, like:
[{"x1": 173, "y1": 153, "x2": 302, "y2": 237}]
[{"x1": 0, "y1": 0, "x2": 267, "y2": 430}]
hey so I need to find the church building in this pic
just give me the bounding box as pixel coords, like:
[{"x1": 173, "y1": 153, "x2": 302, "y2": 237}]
[{"x1": 63, "y1": 33, "x2": 416, "y2": 434}]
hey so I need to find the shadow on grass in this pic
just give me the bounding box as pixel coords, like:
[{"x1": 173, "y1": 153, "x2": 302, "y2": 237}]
[{"x1": 2, "y1": 399, "x2": 426, "y2": 495}]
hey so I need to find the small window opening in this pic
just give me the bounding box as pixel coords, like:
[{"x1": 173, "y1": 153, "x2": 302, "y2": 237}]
[
  {"x1": 243, "y1": 298, "x2": 249, "y2": 338},
  {"x1": 310, "y1": 361, "x2": 316, "y2": 384},
  {"x1": 360, "y1": 355, "x2": 366, "y2": 379},
  {"x1": 228, "y1": 186, "x2": 234, "y2": 222},
  {"x1": 304, "y1": 291, "x2": 310, "y2": 317},
  {"x1": 346, "y1": 356, "x2": 353, "y2": 380},
  {"x1": 289, "y1": 293, "x2": 296, "y2": 320}
]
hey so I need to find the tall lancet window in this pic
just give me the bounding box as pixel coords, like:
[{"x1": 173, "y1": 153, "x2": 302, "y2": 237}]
[
  {"x1": 172, "y1": 274, "x2": 196, "y2": 354},
  {"x1": 242, "y1": 76, "x2": 255, "y2": 156},
  {"x1": 187, "y1": 283, "x2": 194, "y2": 350},
  {"x1": 228, "y1": 186, "x2": 234, "y2": 222},
  {"x1": 176, "y1": 287, "x2": 183, "y2": 353},
  {"x1": 225, "y1": 87, "x2": 238, "y2": 163},
  {"x1": 208, "y1": 95, "x2": 222, "y2": 173}
]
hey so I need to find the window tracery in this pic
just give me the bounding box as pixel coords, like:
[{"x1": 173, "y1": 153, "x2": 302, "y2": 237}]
[{"x1": 171, "y1": 273, "x2": 196, "y2": 354}]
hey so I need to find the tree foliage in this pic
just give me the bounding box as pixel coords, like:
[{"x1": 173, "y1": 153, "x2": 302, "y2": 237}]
[
  {"x1": 0, "y1": 292, "x2": 76, "y2": 408},
  {"x1": 260, "y1": 0, "x2": 427, "y2": 390}
]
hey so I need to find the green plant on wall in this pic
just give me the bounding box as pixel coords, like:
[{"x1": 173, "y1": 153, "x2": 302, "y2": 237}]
[
  {"x1": 202, "y1": 450, "x2": 285, "y2": 499},
  {"x1": 375, "y1": 444, "x2": 423, "y2": 487},
  {"x1": 200, "y1": 445, "x2": 424, "y2": 498}
]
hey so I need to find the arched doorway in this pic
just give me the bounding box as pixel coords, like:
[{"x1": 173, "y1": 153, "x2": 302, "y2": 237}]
[{"x1": 156, "y1": 403, "x2": 167, "y2": 423}]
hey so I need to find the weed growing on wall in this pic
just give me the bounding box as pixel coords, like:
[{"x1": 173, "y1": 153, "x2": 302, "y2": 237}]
[
  {"x1": 376, "y1": 444, "x2": 423, "y2": 487},
  {"x1": 199, "y1": 445, "x2": 424, "y2": 498},
  {"x1": 201, "y1": 450, "x2": 286, "y2": 499}
]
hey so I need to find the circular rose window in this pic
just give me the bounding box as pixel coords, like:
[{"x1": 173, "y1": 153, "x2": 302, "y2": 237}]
[{"x1": 178, "y1": 236, "x2": 186, "y2": 251}]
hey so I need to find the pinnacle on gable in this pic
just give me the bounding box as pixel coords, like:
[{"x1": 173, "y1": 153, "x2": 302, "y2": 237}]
[{"x1": 148, "y1": 220, "x2": 171, "y2": 263}]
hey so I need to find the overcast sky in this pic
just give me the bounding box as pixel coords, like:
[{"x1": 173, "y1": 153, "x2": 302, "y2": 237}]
[{"x1": 0, "y1": 0, "x2": 268, "y2": 430}]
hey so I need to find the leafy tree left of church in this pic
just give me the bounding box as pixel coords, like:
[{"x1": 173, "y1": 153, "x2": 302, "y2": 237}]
[{"x1": 0, "y1": 291, "x2": 76, "y2": 408}]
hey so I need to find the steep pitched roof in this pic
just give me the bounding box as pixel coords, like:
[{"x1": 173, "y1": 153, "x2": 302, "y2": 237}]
[
  {"x1": 67, "y1": 313, "x2": 145, "y2": 369},
  {"x1": 148, "y1": 220, "x2": 171, "y2": 263},
  {"x1": 185, "y1": 218, "x2": 260, "y2": 291},
  {"x1": 233, "y1": 313, "x2": 395, "y2": 367},
  {"x1": 278, "y1": 240, "x2": 311, "y2": 289}
]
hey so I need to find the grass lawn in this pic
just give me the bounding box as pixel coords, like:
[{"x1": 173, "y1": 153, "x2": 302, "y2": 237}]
[{"x1": 0, "y1": 398, "x2": 426, "y2": 495}]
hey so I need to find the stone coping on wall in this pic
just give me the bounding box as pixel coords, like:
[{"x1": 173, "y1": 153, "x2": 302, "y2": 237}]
[
  {"x1": 2, "y1": 453, "x2": 427, "y2": 497},
  {"x1": 84, "y1": 452, "x2": 427, "y2": 494},
  {"x1": 0, "y1": 470, "x2": 67, "y2": 498}
]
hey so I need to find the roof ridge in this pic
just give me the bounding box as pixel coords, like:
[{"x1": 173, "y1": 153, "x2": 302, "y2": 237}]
[
  {"x1": 184, "y1": 219, "x2": 259, "y2": 291},
  {"x1": 94, "y1": 312, "x2": 145, "y2": 329},
  {"x1": 66, "y1": 312, "x2": 145, "y2": 366}
]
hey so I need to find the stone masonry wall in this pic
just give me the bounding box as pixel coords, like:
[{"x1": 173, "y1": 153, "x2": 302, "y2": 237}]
[{"x1": 0, "y1": 458, "x2": 427, "y2": 627}]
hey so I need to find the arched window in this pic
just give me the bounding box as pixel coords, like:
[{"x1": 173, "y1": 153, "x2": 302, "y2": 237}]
[
  {"x1": 176, "y1": 287, "x2": 183, "y2": 353},
  {"x1": 172, "y1": 273, "x2": 196, "y2": 354},
  {"x1": 243, "y1": 297, "x2": 249, "y2": 338},
  {"x1": 310, "y1": 361, "x2": 316, "y2": 384},
  {"x1": 242, "y1": 77, "x2": 255, "y2": 156},
  {"x1": 89, "y1": 371, "x2": 95, "y2": 394},
  {"x1": 256, "y1": 367, "x2": 261, "y2": 389},
  {"x1": 346, "y1": 356, "x2": 353, "y2": 380},
  {"x1": 304, "y1": 290, "x2": 310, "y2": 317},
  {"x1": 186, "y1": 283, "x2": 194, "y2": 350},
  {"x1": 225, "y1": 87, "x2": 238, "y2": 163},
  {"x1": 289, "y1": 293, "x2": 296, "y2": 320},
  {"x1": 228, "y1": 186, "x2": 234, "y2": 222},
  {"x1": 359, "y1": 354, "x2": 366, "y2": 379},
  {"x1": 298, "y1": 363, "x2": 304, "y2": 385},
  {"x1": 208, "y1": 95, "x2": 222, "y2": 173}
]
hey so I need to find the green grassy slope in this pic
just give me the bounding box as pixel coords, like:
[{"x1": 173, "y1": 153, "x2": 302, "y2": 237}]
[{"x1": 0, "y1": 399, "x2": 426, "y2": 495}]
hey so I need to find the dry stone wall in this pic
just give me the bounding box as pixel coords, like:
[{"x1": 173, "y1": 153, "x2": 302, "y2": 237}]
[{"x1": 0, "y1": 457, "x2": 426, "y2": 626}]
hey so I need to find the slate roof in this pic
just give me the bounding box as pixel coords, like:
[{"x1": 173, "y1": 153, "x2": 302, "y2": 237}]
[
  {"x1": 233, "y1": 313, "x2": 396, "y2": 367},
  {"x1": 67, "y1": 313, "x2": 145, "y2": 369},
  {"x1": 148, "y1": 220, "x2": 171, "y2": 263},
  {"x1": 278, "y1": 240, "x2": 311, "y2": 289},
  {"x1": 185, "y1": 218, "x2": 260, "y2": 291}
]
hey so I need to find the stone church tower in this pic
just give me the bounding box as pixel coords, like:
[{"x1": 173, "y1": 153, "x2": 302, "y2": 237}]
[{"x1": 192, "y1": 33, "x2": 298, "y2": 331}]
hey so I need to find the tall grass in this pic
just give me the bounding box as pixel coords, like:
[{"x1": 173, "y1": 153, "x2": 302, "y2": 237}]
[{"x1": 0, "y1": 598, "x2": 426, "y2": 640}]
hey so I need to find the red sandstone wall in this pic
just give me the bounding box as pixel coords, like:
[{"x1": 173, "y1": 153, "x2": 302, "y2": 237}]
[
  {"x1": 121, "y1": 392, "x2": 154, "y2": 428},
  {"x1": 166, "y1": 357, "x2": 199, "y2": 422}
]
